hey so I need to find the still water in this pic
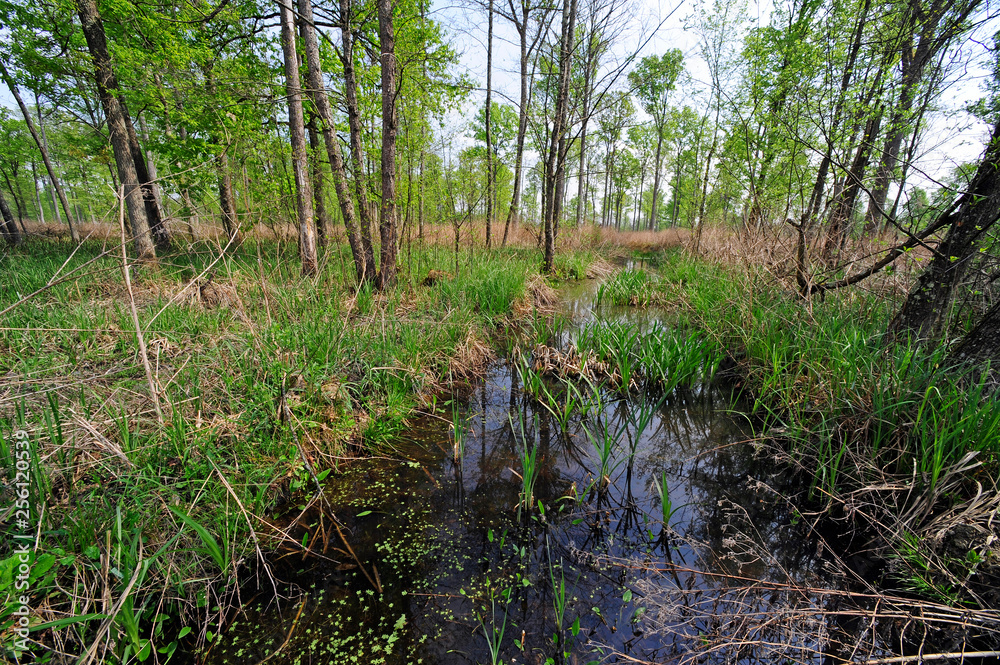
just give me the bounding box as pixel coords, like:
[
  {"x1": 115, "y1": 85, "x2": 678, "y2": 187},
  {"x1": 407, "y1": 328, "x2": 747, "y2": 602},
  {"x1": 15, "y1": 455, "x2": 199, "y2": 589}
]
[{"x1": 207, "y1": 281, "x2": 850, "y2": 665}]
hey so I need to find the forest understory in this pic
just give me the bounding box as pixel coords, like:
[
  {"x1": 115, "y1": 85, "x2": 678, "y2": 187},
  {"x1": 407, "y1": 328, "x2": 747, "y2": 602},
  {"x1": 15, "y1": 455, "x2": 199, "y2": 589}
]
[{"x1": 2, "y1": 220, "x2": 1000, "y2": 663}]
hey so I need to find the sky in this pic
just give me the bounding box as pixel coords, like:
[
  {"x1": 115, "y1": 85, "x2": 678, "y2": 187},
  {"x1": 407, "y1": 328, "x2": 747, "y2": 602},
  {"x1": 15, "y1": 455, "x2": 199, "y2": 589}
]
[
  {"x1": 430, "y1": 0, "x2": 999, "y2": 194},
  {"x1": 2, "y1": 0, "x2": 998, "y2": 197}
]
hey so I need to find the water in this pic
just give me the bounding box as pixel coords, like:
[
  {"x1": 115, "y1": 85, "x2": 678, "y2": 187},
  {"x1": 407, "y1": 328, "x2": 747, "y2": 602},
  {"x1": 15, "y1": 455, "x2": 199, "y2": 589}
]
[{"x1": 207, "y1": 281, "x2": 845, "y2": 665}]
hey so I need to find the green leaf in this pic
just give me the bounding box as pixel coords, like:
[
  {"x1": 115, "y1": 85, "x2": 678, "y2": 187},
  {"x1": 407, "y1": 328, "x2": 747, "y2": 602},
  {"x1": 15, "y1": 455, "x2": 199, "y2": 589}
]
[
  {"x1": 30, "y1": 613, "x2": 106, "y2": 631},
  {"x1": 622, "y1": 589, "x2": 633, "y2": 602},
  {"x1": 168, "y1": 506, "x2": 227, "y2": 571}
]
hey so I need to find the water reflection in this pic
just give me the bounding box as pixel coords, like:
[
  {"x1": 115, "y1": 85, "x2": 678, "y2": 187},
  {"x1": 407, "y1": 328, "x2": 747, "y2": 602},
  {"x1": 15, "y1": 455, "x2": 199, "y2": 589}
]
[{"x1": 208, "y1": 281, "x2": 846, "y2": 665}]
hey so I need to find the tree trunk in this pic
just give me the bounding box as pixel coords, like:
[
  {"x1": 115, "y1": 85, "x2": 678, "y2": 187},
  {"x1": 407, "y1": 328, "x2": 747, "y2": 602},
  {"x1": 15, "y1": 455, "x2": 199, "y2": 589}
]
[
  {"x1": 128, "y1": 112, "x2": 170, "y2": 250},
  {"x1": 0, "y1": 62, "x2": 80, "y2": 244},
  {"x1": 542, "y1": 0, "x2": 578, "y2": 273},
  {"x1": 0, "y1": 186, "x2": 21, "y2": 246},
  {"x1": 37, "y1": 102, "x2": 62, "y2": 228},
  {"x1": 485, "y1": 0, "x2": 494, "y2": 248},
  {"x1": 823, "y1": 110, "x2": 881, "y2": 261},
  {"x1": 649, "y1": 127, "x2": 664, "y2": 229},
  {"x1": 376, "y1": 0, "x2": 399, "y2": 289},
  {"x1": 502, "y1": 7, "x2": 537, "y2": 247},
  {"x1": 279, "y1": 0, "x2": 319, "y2": 276},
  {"x1": 200, "y1": 67, "x2": 241, "y2": 244},
  {"x1": 75, "y1": 0, "x2": 154, "y2": 259},
  {"x1": 307, "y1": 117, "x2": 330, "y2": 248},
  {"x1": 138, "y1": 112, "x2": 168, "y2": 245},
  {"x1": 889, "y1": 120, "x2": 1000, "y2": 342},
  {"x1": 339, "y1": 0, "x2": 377, "y2": 272},
  {"x1": 864, "y1": 0, "x2": 953, "y2": 228},
  {"x1": 948, "y1": 299, "x2": 1000, "y2": 371},
  {"x1": 418, "y1": 128, "x2": 426, "y2": 242}
]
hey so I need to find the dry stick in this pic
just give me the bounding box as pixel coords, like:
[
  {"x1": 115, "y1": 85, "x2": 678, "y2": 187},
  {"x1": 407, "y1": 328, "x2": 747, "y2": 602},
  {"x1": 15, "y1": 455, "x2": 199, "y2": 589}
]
[
  {"x1": 857, "y1": 652, "x2": 1000, "y2": 665},
  {"x1": 330, "y1": 519, "x2": 382, "y2": 593},
  {"x1": 75, "y1": 544, "x2": 145, "y2": 665},
  {"x1": 258, "y1": 597, "x2": 308, "y2": 664},
  {"x1": 114, "y1": 191, "x2": 164, "y2": 426}
]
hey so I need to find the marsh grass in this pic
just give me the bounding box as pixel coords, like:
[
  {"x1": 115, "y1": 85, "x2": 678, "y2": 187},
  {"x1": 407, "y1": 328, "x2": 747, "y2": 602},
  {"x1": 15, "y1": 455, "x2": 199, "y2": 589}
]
[
  {"x1": 511, "y1": 413, "x2": 541, "y2": 516},
  {"x1": 638, "y1": 253, "x2": 1000, "y2": 487},
  {"x1": 595, "y1": 269, "x2": 653, "y2": 307},
  {"x1": 634, "y1": 251, "x2": 1000, "y2": 609},
  {"x1": 0, "y1": 236, "x2": 582, "y2": 660}
]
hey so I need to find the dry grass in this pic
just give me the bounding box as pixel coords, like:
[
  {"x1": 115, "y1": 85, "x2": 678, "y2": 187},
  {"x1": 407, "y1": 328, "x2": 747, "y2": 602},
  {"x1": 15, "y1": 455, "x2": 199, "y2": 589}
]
[
  {"x1": 589, "y1": 477, "x2": 1000, "y2": 665},
  {"x1": 691, "y1": 221, "x2": 930, "y2": 299}
]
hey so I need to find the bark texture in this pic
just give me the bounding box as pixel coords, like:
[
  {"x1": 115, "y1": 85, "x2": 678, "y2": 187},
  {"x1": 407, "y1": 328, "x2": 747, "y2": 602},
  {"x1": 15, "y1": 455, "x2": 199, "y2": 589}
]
[
  {"x1": 278, "y1": 0, "x2": 319, "y2": 276},
  {"x1": 297, "y1": 0, "x2": 374, "y2": 282},
  {"x1": 0, "y1": 187, "x2": 21, "y2": 245},
  {"x1": 376, "y1": 0, "x2": 399, "y2": 289},
  {"x1": 76, "y1": 0, "x2": 155, "y2": 259},
  {"x1": 888, "y1": 120, "x2": 1000, "y2": 342}
]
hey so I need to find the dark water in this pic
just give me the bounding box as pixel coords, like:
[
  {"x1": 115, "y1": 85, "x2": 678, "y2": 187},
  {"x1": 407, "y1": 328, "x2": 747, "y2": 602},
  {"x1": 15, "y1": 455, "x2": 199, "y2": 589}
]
[{"x1": 206, "y1": 281, "x2": 847, "y2": 665}]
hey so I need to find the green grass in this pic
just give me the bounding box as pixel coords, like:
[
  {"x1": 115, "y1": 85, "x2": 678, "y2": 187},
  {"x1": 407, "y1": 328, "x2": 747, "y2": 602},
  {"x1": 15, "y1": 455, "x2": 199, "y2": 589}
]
[
  {"x1": 595, "y1": 269, "x2": 652, "y2": 307},
  {"x1": 0, "y1": 235, "x2": 578, "y2": 661},
  {"x1": 643, "y1": 252, "x2": 1000, "y2": 498}
]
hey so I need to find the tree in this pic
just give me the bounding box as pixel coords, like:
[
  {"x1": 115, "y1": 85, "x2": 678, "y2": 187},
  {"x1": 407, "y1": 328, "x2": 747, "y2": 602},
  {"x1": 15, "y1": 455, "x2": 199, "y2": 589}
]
[
  {"x1": 596, "y1": 91, "x2": 633, "y2": 226},
  {"x1": 628, "y1": 50, "x2": 683, "y2": 230},
  {"x1": 74, "y1": 0, "x2": 155, "y2": 259},
  {"x1": 376, "y1": 0, "x2": 400, "y2": 289},
  {"x1": 339, "y1": 0, "x2": 379, "y2": 274},
  {"x1": 278, "y1": 0, "x2": 319, "y2": 276},
  {"x1": 485, "y1": 0, "x2": 495, "y2": 247},
  {"x1": 888, "y1": 119, "x2": 1000, "y2": 342},
  {"x1": 0, "y1": 184, "x2": 21, "y2": 245},
  {"x1": 497, "y1": 0, "x2": 554, "y2": 246},
  {"x1": 0, "y1": 61, "x2": 79, "y2": 243},
  {"x1": 864, "y1": 0, "x2": 986, "y2": 229},
  {"x1": 297, "y1": 0, "x2": 374, "y2": 283}
]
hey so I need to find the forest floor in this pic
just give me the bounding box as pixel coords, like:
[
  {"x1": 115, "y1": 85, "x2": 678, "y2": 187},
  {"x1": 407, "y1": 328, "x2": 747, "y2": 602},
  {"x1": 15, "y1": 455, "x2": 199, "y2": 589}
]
[{"x1": 2, "y1": 222, "x2": 999, "y2": 662}]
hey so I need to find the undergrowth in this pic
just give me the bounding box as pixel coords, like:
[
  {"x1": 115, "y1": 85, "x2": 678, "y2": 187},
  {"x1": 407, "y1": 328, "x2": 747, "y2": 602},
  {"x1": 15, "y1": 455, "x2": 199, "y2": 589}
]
[
  {"x1": 646, "y1": 252, "x2": 999, "y2": 496},
  {"x1": 0, "y1": 237, "x2": 585, "y2": 662},
  {"x1": 640, "y1": 249, "x2": 1000, "y2": 607}
]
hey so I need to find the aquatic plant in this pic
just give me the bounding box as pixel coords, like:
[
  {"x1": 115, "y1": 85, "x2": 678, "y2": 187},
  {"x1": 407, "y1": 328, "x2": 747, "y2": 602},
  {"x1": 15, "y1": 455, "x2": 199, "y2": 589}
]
[
  {"x1": 595, "y1": 269, "x2": 653, "y2": 307},
  {"x1": 511, "y1": 413, "x2": 540, "y2": 515},
  {"x1": 575, "y1": 321, "x2": 643, "y2": 391},
  {"x1": 582, "y1": 417, "x2": 623, "y2": 489}
]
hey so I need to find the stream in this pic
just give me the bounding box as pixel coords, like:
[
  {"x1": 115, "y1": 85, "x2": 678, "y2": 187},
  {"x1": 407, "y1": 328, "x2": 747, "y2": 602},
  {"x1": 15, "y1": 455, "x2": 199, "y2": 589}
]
[{"x1": 206, "y1": 279, "x2": 862, "y2": 665}]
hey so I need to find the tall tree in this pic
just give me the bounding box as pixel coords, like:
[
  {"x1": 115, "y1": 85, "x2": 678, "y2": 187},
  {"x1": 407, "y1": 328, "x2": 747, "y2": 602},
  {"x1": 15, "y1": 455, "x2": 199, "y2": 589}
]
[
  {"x1": 0, "y1": 61, "x2": 80, "y2": 244},
  {"x1": 297, "y1": 0, "x2": 374, "y2": 282},
  {"x1": 541, "y1": 0, "x2": 579, "y2": 273},
  {"x1": 339, "y1": 0, "x2": 378, "y2": 272},
  {"x1": 278, "y1": 0, "x2": 318, "y2": 276},
  {"x1": 484, "y1": 0, "x2": 495, "y2": 248},
  {"x1": 74, "y1": 0, "x2": 154, "y2": 259},
  {"x1": 628, "y1": 50, "x2": 683, "y2": 230},
  {"x1": 864, "y1": 0, "x2": 985, "y2": 228},
  {"x1": 498, "y1": 0, "x2": 553, "y2": 245},
  {"x1": 376, "y1": 0, "x2": 400, "y2": 288}
]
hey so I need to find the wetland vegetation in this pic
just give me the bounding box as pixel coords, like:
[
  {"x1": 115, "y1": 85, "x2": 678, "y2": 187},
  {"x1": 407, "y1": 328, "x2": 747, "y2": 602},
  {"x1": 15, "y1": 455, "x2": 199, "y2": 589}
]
[
  {"x1": 3, "y1": 226, "x2": 1000, "y2": 664},
  {"x1": 3, "y1": 0, "x2": 1000, "y2": 658}
]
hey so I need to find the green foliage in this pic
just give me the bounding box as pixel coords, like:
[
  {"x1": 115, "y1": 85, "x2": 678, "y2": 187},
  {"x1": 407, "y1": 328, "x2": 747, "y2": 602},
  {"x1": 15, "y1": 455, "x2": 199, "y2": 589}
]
[
  {"x1": 627, "y1": 51, "x2": 684, "y2": 126},
  {"x1": 0, "y1": 238, "x2": 584, "y2": 659},
  {"x1": 652, "y1": 253, "x2": 1000, "y2": 496}
]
